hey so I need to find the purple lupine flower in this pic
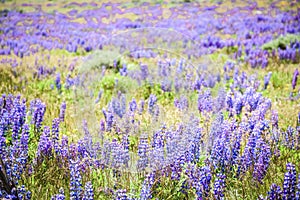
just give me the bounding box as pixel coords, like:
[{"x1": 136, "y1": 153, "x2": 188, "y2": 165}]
[
  {"x1": 153, "y1": 105, "x2": 160, "y2": 119},
  {"x1": 267, "y1": 184, "x2": 282, "y2": 200},
  {"x1": 99, "y1": 119, "x2": 105, "y2": 132},
  {"x1": 161, "y1": 78, "x2": 172, "y2": 92},
  {"x1": 174, "y1": 96, "x2": 189, "y2": 110},
  {"x1": 19, "y1": 123, "x2": 29, "y2": 165},
  {"x1": 174, "y1": 98, "x2": 180, "y2": 109},
  {"x1": 139, "y1": 100, "x2": 145, "y2": 115},
  {"x1": 83, "y1": 181, "x2": 94, "y2": 200},
  {"x1": 51, "y1": 188, "x2": 65, "y2": 200},
  {"x1": 108, "y1": 139, "x2": 129, "y2": 169},
  {"x1": 214, "y1": 173, "x2": 226, "y2": 200},
  {"x1": 292, "y1": 69, "x2": 299, "y2": 90},
  {"x1": 52, "y1": 118, "x2": 60, "y2": 154},
  {"x1": 148, "y1": 94, "x2": 157, "y2": 115},
  {"x1": 77, "y1": 139, "x2": 89, "y2": 159},
  {"x1": 165, "y1": 130, "x2": 180, "y2": 164},
  {"x1": 140, "y1": 184, "x2": 152, "y2": 200},
  {"x1": 64, "y1": 74, "x2": 73, "y2": 90},
  {"x1": 211, "y1": 138, "x2": 231, "y2": 172},
  {"x1": 98, "y1": 119, "x2": 105, "y2": 142},
  {"x1": 171, "y1": 158, "x2": 184, "y2": 181},
  {"x1": 230, "y1": 128, "x2": 242, "y2": 165},
  {"x1": 111, "y1": 95, "x2": 126, "y2": 118},
  {"x1": 0, "y1": 95, "x2": 4, "y2": 110},
  {"x1": 101, "y1": 140, "x2": 111, "y2": 167},
  {"x1": 11, "y1": 96, "x2": 26, "y2": 142},
  {"x1": 55, "y1": 73, "x2": 62, "y2": 91},
  {"x1": 214, "y1": 88, "x2": 226, "y2": 112},
  {"x1": 184, "y1": 163, "x2": 199, "y2": 195},
  {"x1": 102, "y1": 109, "x2": 114, "y2": 132},
  {"x1": 115, "y1": 189, "x2": 128, "y2": 200},
  {"x1": 1, "y1": 193, "x2": 17, "y2": 200},
  {"x1": 148, "y1": 145, "x2": 165, "y2": 171},
  {"x1": 158, "y1": 60, "x2": 171, "y2": 77},
  {"x1": 296, "y1": 174, "x2": 300, "y2": 199},
  {"x1": 204, "y1": 75, "x2": 217, "y2": 88},
  {"x1": 207, "y1": 112, "x2": 224, "y2": 152},
  {"x1": 129, "y1": 98, "x2": 137, "y2": 112},
  {"x1": 0, "y1": 117, "x2": 8, "y2": 157},
  {"x1": 198, "y1": 166, "x2": 212, "y2": 198},
  {"x1": 198, "y1": 90, "x2": 213, "y2": 113},
  {"x1": 95, "y1": 90, "x2": 103, "y2": 104},
  {"x1": 70, "y1": 160, "x2": 82, "y2": 200},
  {"x1": 137, "y1": 138, "x2": 149, "y2": 170},
  {"x1": 261, "y1": 57, "x2": 268, "y2": 68},
  {"x1": 113, "y1": 60, "x2": 117, "y2": 68},
  {"x1": 283, "y1": 163, "x2": 297, "y2": 200},
  {"x1": 284, "y1": 126, "x2": 296, "y2": 149},
  {"x1": 239, "y1": 133, "x2": 257, "y2": 174},
  {"x1": 271, "y1": 110, "x2": 279, "y2": 129},
  {"x1": 84, "y1": 46, "x2": 92, "y2": 53},
  {"x1": 37, "y1": 126, "x2": 53, "y2": 159},
  {"x1": 17, "y1": 185, "x2": 31, "y2": 200},
  {"x1": 59, "y1": 102, "x2": 66, "y2": 122},
  {"x1": 4, "y1": 94, "x2": 14, "y2": 111},
  {"x1": 193, "y1": 77, "x2": 202, "y2": 91},
  {"x1": 121, "y1": 134, "x2": 130, "y2": 155},
  {"x1": 186, "y1": 128, "x2": 202, "y2": 164},
  {"x1": 30, "y1": 99, "x2": 46, "y2": 132},
  {"x1": 151, "y1": 129, "x2": 164, "y2": 148},
  {"x1": 257, "y1": 99, "x2": 272, "y2": 120},
  {"x1": 174, "y1": 77, "x2": 183, "y2": 92},
  {"x1": 60, "y1": 135, "x2": 69, "y2": 159},
  {"x1": 234, "y1": 95, "x2": 243, "y2": 115},
  {"x1": 140, "y1": 172, "x2": 155, "y2": 200},
  {"x1": 263, "y1": 72, "x2": 272, "y2": 90},
  {"x1": 225, "y1": 92, "x2": 234, "y2": 115},
  {"x1": 83, "y1": 120, "x2": 92, "y2": 151},
  {"x1": 253, "y1": 141, "x2": 271, "y2": 183},
  {"x1": 140, "y1": 64, "x2": 149, "y2": 80},
  {"x1": 120, "y1": 64, "x2": 127, "y2": 76}
]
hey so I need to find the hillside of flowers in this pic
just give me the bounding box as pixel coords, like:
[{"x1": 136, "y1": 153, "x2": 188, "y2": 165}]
[{"x1": 0, "y1": 0, "x2": 300, "y2": 199}]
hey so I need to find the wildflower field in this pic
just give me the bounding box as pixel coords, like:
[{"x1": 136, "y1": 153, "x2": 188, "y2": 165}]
[{"x1": 0, "y1": 0, "x2": 300, "y2": 199}]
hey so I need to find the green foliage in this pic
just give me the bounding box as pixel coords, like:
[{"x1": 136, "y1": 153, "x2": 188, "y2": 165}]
[
  {"x1": 100, "y1": 74, "x2": 116, "y2": 91},
  {"x1": 78, "y1": 49, "x2": 123, "y2": 73},
  {"x1": 50, "y1": 49, "x2": 85, "y2": 57},
  {"x1": 279, "y1": 145, "x2": 300, "y2": 163},
  {"x1": 152, "y1": 175, "x2": 190, "y2": 200},
  {"x1": 22, "y1": 157, "x2": 71, "y2": 199},
  {"x1": 137, "y1": 82, "x2": 154, "y2": 100},
  {"x1": 269, "y1": 71, "x2": 289, "y2": 89},
  {"x1": 136, "y1": 82, "x2": 175, "y2": 105},
  {"x1": 262, "y1": 34, "x2": 300, "y2": 51},
  {"x1": 116, "y1": 75, "x2": 139, "y2": 94},
  {"x1": 99, "y1": 73, "x2": 137, "y2": 92}
]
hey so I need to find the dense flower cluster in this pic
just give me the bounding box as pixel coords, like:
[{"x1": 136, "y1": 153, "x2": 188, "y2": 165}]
[
  {"x1": 0, "y1": 0, "x2": 300, "y2": 199},
  {"x1": 1, "y1": 75, "x2": 300, "y2": 198}
]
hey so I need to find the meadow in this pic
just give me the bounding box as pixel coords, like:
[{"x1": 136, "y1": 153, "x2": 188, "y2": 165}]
[{"x1": 0, "y1": 0, "x2": 300, "y2": 199}]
